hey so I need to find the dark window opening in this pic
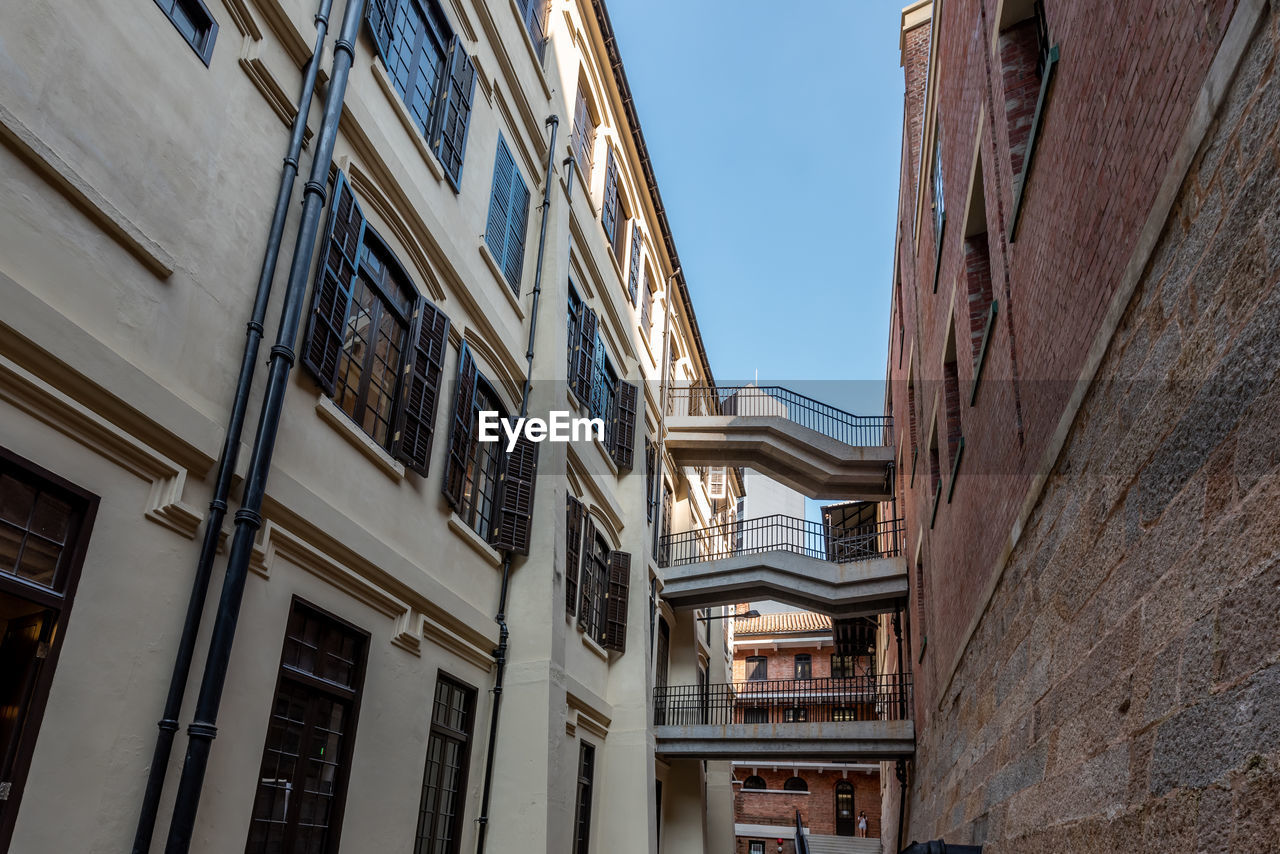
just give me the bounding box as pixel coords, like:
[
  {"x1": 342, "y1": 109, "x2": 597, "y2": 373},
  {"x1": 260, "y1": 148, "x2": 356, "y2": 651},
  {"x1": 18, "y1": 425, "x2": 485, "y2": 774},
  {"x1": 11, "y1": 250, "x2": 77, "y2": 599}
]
[
  {"x1": 0, "y1": 451, "x2": 96, "y2": 852},
  {"x1": 245, "y1": 601, "x2": 368, "y2": 854},
  {"x1": 578, "y1": 528, "x2": 610, "y2": 642},
  {"x1": 743, "y1": 708, "x2": 768, "y2": 724},
  {"x1": 153, "y1": 0, "x2": 218, "y2": 64},
  {"x1": 414, "y1": 674, "x2": 475, "y2": 854},
  {"x1": 745, "y1": 656, "x2": 767, "y2": 682},
  {"x1": 830, "y1": 654, "x2": 857, "y2": 679},
  {"x1": 572, "y1": 743, "x2": 595, "y2": 854},
  {"x1": 742, "y1": 776, "x2": 766, "y2": 791},
  {"x1": 458, "y1": 378, "x2": 505, "y2": 540},
  {"x1": 783, "y1": 707, "x2": 808, "y2": 723},
  {"x1": 783, "y1": 777, "x2": 808, "y2": 792},
  {"x1": 333, "y1": 237, "x2": 415, "y2": 450},
  {"x1": 794, "y1": 653, "x2": 812, "y2": 681}
]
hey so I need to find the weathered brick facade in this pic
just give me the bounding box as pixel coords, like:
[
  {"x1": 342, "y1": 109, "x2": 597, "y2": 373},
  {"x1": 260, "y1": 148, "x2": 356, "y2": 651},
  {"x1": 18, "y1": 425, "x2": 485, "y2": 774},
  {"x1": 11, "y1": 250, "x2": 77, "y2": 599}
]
[
  {"x1": 887, "y1": 0, "x2": 1280, "y2": 849},
  {"x1": 733, "y1": 767, "x2": 881, "y2": 850}
]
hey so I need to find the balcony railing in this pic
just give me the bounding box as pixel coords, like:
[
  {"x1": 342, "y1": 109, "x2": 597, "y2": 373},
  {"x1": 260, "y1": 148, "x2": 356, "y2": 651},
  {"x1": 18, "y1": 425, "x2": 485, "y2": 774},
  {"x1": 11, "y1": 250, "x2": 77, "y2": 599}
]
[
  {"x1": 654, "y1": 674, "x2": 913, "y2": 727},
  {"x1": 665, "y1": 385, "x2": 892, "y2": 447},
  {"x1": 658, "y1": 515, "x2": 904, "y2": 568}
]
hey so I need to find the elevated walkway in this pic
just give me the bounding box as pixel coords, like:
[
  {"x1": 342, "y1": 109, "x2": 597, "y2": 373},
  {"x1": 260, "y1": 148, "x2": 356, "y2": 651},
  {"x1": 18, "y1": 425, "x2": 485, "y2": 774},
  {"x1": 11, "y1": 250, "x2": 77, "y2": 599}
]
[
  {"x1": 653, "y1": 675, "x2": 914, "y2": 761},
  {"x1": 664, "y1": 386, "x2": 894, "y2": 501},
  {"x1": 657, "y1": 515, "x2": 908, "y2": 617}
]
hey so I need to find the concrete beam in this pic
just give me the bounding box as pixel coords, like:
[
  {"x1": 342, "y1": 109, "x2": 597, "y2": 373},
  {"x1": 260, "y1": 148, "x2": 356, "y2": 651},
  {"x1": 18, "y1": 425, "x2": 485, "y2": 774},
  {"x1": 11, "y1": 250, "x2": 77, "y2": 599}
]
[
  {"x1": 661, "y1": 552, "x2": 909, "y2": 618},
  {"x1": 654, "y1": 720, "x2": 915, "y2": 761},
  {"x1": 665, "y1": 416, "x2": 895, "y2": 501}
]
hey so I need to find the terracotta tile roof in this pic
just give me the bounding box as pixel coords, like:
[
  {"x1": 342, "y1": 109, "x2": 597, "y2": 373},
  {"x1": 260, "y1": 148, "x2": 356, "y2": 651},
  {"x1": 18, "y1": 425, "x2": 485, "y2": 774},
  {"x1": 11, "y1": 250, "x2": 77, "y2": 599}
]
[{"x1": 734, "y1": 611, "x2": 832, "y2": 636}]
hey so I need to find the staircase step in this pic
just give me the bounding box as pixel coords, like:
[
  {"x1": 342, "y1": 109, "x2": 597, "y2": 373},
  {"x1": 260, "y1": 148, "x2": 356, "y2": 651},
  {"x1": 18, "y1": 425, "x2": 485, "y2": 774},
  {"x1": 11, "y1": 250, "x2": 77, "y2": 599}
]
[{"x1": 804, "y1": 834, "x2": 881, "y2": 854}]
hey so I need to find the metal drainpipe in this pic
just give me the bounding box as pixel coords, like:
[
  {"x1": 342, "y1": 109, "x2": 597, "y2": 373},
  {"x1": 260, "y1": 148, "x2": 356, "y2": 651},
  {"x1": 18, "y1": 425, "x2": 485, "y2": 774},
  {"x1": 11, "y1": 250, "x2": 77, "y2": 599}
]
[
  {"x1": 474, "y1": 115, "x2": 559, "y2": 854},
  {"x1": 896, "y1": 758, "x2": 908, "y2": 854},
  {"x1": 160, "y1": 0, "x2": 366, "y2": 849},
  {"x1": 129, "y1": 4, "x2": 333, "y2": 851}
]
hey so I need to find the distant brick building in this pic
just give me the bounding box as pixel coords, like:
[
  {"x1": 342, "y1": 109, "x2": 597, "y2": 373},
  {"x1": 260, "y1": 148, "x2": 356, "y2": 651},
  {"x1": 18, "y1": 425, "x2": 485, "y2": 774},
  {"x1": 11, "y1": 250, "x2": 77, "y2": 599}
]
[
  {"x1": 731, "y1": 611, "x2": 881, "y2": 852},
  {"x1": 885, "y1": 0, "x2": 1280, "y2": 850}
]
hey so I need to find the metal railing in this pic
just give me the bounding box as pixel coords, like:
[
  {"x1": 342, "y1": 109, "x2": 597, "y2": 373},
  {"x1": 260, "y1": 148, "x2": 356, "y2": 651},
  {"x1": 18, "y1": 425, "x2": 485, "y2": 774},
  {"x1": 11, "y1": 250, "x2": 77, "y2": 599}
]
[
  {"x1": 657, "y1": 515, "x2": 904, "y2": 568},
  {"x1": 654, "y1": 673, "x2": 912, "y2": 727},
  {"x1": 665, "y1": 385, "x2": 892, "y2": 447}
]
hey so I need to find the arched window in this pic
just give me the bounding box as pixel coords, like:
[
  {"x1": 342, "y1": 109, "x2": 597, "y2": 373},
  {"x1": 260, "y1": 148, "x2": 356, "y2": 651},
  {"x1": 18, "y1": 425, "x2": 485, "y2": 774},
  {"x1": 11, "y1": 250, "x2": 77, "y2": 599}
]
[
  {"x1": 742, "y1": 775, "x2": 766, "y2": 790},
  {"x1": 783, "y1": 777, "x2": 808, "y2": 792}
]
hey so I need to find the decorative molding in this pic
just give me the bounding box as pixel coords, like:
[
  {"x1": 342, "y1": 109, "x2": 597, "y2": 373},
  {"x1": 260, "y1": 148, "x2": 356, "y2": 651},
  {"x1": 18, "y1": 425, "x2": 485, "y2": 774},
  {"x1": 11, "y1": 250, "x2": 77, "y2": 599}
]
[
  {"x1": 248, "y1": 518, "x2": 496, "y2": 670},
  {"x1": 469, "y1": 0, "x2": 552, "y2": 163},
  {"x1": 0, "y1": 354, "x2": 202, "y2": 539},
  {"x1": 0, "y1": 104, "x2": 175, "y2": 278},
  {"x1": 238, "y1": 46, "x2": 315, "y2": 145}
]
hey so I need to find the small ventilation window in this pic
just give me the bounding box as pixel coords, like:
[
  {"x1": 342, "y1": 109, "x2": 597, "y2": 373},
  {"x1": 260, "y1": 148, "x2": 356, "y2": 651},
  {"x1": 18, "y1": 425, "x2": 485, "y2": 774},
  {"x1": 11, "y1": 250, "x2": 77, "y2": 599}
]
[{"x1": 153, "y1": 0, "x2": 218, "y2": 65}]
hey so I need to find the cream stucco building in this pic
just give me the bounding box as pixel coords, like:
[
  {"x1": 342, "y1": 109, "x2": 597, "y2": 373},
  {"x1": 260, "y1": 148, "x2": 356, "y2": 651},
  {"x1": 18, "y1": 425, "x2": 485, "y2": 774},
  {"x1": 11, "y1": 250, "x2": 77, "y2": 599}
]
[{"x1": 0, "y1": 0, "x2": 910, "y2": 853}]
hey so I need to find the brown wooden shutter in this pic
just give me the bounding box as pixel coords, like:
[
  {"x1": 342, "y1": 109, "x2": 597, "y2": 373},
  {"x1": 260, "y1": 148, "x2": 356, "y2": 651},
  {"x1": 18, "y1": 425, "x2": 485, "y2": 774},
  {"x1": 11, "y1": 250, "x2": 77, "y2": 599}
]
[
  {"x1": 571, "y1": 306, "x2": 597, "y2": 401},
  {"x1": 602, "y1": 550, "x2": 631, "y2": 652},
  {"x1": 302, "y1": 171, "x2": 365, "y2": 394},
  {"x1": 627, "y1": 223, "x2": 642, "y2": 306},
  {"x1": 610, "y1": 381, "x2": 638, "y2": 469},
  {"x1": 644, "y1": 438, "x2": 656, "y2": 523},
  {"x1": 565, "y1": 495, "x2": 584, "y2": 617},
  {"x1": 490, "y1": 432, "x2": 538, "y2": 554},
  {"x1": 640, "y1": 271, "x2": 652, "y2": 334},
  {"x1": 441, "y1": 343, "x2": 477, "y2": 508},
  {"x1": 433, "y1": 39, "x2": 477, "y2": 190},
  {"x1": 602, "y1": 146, "x2": 619, "y2": 244},
  {"x1": 577, "y1": 514, "x2": 597, "y2": 633},
  {"x1": 392, "y1": 300, "x2": 450, "y2": 476}
]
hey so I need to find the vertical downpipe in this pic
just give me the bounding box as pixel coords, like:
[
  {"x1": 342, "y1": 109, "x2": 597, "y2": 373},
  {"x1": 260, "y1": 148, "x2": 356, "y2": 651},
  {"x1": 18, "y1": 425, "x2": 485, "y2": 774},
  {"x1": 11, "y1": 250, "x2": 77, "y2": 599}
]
[
  {"x1": 129, "y1": 3, "x2": 334, "y2": 851},
  {"x1": 161, "y1": 0, "x2": 366, "y2": 849},
  {"x1": 474, "y1": 115, "x2": 559, "y2": 854}
]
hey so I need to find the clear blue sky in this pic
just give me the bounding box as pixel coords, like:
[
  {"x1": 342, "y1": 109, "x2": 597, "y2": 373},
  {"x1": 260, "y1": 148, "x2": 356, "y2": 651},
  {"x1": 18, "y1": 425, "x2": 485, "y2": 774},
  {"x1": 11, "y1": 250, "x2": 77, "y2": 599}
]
[{"x1": 607, "y1": 0, "x2": 907, "y2": 417}]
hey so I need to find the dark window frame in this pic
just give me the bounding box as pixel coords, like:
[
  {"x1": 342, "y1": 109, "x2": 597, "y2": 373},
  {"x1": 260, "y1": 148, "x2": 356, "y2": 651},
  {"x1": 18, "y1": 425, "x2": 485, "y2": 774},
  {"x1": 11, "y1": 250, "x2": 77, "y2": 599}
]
[
  {"x1": 742, "y1": 776, "x2": 766, "y2": 791},
  {"x1": 414, "y1": 671, "x2": 477, "y2": 854},
  {"x1": 153, "y1": 0, "x2": 218, "y2": 65},
  {"x1": 794, "y1": 653, "x2": 812, "y2": 680},
  {"x1": 332, "y1": 234, "x2": 416, "y2": 450},
  {"x1": 244, "y1": 598, "x2": 370, "y2": 854},
  {"x1": 783, "y1": 776, "x2": 808, "y2": 792},
  {"x1": 572, "y1": 741, "x2": 596, "y2": 854},
  {"x1": 745, "y1": 656, "x2": 767, "y2": 682},
  {"x1": 458, "y1": 376, "x2": 506, "y2": 541},
  {"x1": 0, "y1": 448, "x2": 98, "y2": 853}
]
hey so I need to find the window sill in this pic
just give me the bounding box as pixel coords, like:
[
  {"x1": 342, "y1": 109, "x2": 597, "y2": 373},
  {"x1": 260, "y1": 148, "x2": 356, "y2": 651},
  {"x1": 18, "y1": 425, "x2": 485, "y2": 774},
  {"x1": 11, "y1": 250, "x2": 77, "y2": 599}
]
[
  {"x1": 370, "y1": 58, "x2": 446, "y2": 186},
  {"x1": 478, "y1": 243, "x2": 527, "y2": 320},
  {"x1": 315, "y1": 395, "x2": 405, "y2": 480},
  {"x1": 582, "y1": 632, "x2": 610, "y2": 661},
  {"x1": 447, "y1": 513, "x2": 503, "y2": 568}
]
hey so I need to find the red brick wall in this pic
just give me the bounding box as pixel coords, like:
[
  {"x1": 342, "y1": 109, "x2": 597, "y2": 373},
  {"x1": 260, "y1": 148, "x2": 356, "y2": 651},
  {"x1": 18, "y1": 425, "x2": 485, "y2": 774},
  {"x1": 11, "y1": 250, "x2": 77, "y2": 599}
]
[
  {"x1": 733, "y1": 767, "x2": 882, "y2": 840},
  {"x1": 733, "y1": 643, "x2": 838, "y2": 682},
  {"x1": 998, "y1": 18, "x2": 1041, "y2": 180},
  {"x1": 890, "y1": 0, "x2": 1238, "y2": 728}
]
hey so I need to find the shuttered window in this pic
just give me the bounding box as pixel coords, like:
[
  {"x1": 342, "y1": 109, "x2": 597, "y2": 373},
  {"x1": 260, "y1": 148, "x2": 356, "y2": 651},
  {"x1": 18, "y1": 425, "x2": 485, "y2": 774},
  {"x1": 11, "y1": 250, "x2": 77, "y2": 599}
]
[
  {"x1": 644, "y1": 439, "x2": 657, "y2": 523},
  {"x1": 610, "y1": 380, "x2": 637, "y2": 470},
  {"x1": 366, "y1": 0, "x2": 475, "y2": 189},
  {"x1": 245, "y1": 601, "x2": 367, "y2": 854},
  {"x1": 640, "y1": 269, "x2": 653, "y2": 337},
  {"x1": 485, "y1": 136, "x2": 532, "y2": 293},
  {"x1": 601, "y1": 145, "x2": 621, "y2": 253},
  {"x1": 441, "y1": 344, "x2": 538, "y2": 552},
  {"x1": 414, "y1": 675, "x2": 475, "y2": 854},
  {"x1": 565, "y1": 495, "x2": 585, "y2": 617},
  {"x1": 603, "y1": 550, "x2": 631, "y2": 652},
  {"x1": 517, "y1": 0, "x2": 550, "y2": 61},
  {"x1": 302, "y1": 172, "x2": 450, "y2": 476},
  {"x1": 626, "y1": 224, "x2": 642, "y2": 306},
  {"x1": 573, "y1": 514, "x2": 630, "y2": 651},
  {"x1": 571, "y1": 83, "x2": 596, "y2": 181},
  {"x1": 572, "y1": 743, "x2": 595, "y2": 854},
  {"x1": 568, "y1": 296, "x2": 597, "y2": 402}
]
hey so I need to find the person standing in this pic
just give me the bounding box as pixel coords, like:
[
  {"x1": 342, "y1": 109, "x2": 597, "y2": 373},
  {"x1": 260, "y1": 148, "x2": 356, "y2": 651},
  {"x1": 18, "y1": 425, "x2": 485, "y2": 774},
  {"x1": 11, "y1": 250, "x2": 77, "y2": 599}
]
[{"x1": 857, "y1": 811, "x2": 868, "y2": 837}]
